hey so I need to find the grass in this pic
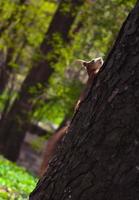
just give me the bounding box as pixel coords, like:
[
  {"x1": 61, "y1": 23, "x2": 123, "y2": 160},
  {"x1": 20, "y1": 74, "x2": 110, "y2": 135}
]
[{"x1": 0, "y1": 156, "x2": 38, "y2": 200}]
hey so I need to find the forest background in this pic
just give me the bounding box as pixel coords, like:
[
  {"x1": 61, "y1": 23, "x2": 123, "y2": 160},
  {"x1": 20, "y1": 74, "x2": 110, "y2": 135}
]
[{"x1": 0, "y1": 0, "x2": 136, "y2": 198}]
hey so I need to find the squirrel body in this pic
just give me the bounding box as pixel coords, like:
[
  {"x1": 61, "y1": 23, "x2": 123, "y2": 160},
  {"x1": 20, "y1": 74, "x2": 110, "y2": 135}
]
[
  {"x1": 39, "y1": 125, "x2": 68, "y2": 177},
  {"x1": 75, "y1": 57, "x2": 103, "y2": 110},
  {"x1": 39, "y1": 57, "x2": 103, "y2": 177}
]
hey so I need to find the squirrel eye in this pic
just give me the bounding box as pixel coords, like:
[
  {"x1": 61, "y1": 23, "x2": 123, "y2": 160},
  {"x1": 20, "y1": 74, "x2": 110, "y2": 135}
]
[{"x1": 83, "y1": 62, "x2": 87, "y2": 67}]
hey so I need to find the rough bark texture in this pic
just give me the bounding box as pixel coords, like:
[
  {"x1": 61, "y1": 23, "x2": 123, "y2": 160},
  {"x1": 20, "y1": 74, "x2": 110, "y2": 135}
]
[
  {"x1": 0, "y1": 0, "x2": 84, "y2": 161},
  {"x1": 30, "y1": 1, "x2": 139, "y2": 199}
]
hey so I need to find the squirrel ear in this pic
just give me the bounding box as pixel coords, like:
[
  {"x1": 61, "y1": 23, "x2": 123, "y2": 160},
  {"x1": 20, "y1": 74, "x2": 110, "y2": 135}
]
[
  {"x1": 76, "y1": 59, "x2": 86, "y2": 67},
  {"x1": 76, "y1": 59, "x2": 88, "y2": 68},
  {"x1": 91, "y1": 59, "x2": 95, "y2": 64}
]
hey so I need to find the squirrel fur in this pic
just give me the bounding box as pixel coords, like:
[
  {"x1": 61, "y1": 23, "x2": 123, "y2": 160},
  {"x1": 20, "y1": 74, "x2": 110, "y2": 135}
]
[{"x1": 75, "y1": 57, "x2": 103, "y2": 110}]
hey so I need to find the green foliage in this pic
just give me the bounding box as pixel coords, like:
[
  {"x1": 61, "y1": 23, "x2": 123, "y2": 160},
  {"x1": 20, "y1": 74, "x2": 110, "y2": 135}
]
[
  {"x1": 0, "y1": 0, "x2": 136, "y2": 126},
  {"x1": 0, "y1": 156, "x2": 37, "y2": 200},
  {"x1": 0, "y1": 0, "x2": 57, "y2": 71},
  {"x1": 0, "y1": 0, "x2": 57, "y2": 122},
  {"x1": 72, "y1": 0, "x2": 136, "y2": 59},
  {"x1": 32, "y1": 0, "x2": 136, "y2": 125}
]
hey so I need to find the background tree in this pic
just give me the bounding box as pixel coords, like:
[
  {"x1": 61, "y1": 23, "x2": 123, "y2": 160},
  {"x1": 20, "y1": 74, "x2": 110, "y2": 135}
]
[
  {"x1": 0, "y1": 0, "x2": 84, "y2": 161},
  {"x1": 0, "y1": 0, "x2": 135, "y2": 168},
  {"x1": 29, "y1": 0, "x2": 139, "y2": 199},
  {"x1": 0, "y1": 0, "x2": 57, "y2": 128},
  {"x1": 0, "y1": 0, "x2": 56, "y2": 94}
]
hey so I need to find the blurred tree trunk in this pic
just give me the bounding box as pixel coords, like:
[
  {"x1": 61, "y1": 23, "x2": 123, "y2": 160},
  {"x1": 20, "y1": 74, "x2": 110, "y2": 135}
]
[
  {"x1": 27, "y1": 123, "x2": 48, "y2": 136},
  {"x1": 0, "y1": 0, "x2": 27, "y2": 93},
  {"x1": 0, "y1": 0, "x2": 84, "y2": 161},
  {"x1": 29, "y1": 1, "x2": 139, "y2": 200},
  {"x1": 0, "y1": 48, "x2": 13, "y2": 93}
]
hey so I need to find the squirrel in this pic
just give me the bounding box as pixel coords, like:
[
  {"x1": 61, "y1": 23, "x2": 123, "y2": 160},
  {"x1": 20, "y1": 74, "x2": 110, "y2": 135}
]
[
  {"x1": 75, "y1": 57, "x2": 103, "y2": 110},
  {"x1": 39, "y1": 123, "x2": 69, "y2": 177},
  {"x1": 39, "y1": 57, "x2": 103, "y2": 177}
]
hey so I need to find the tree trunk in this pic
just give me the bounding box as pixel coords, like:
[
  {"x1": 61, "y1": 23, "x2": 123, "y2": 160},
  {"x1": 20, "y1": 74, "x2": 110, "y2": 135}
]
[
  {"x1": 29, "y1": 1, "x2": 139, "y2": 199},
  {"x1": 0, "y1": 48, "x2": 14, "y2": 93},
  {"x1": 0, "y1": 0, "x2": 84, "y2": 161},
  {"x1": 27, "y1": 123, "x2": 47, "y2": 136}
]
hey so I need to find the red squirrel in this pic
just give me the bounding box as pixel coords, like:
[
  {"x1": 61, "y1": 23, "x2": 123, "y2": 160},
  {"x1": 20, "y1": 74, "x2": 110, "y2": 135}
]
[
  {"x1": 75, "y1": 57, "x2": 103, "y2": 110},
  {"x1": 39, "y1": 124, "x2": 69, "y2": 177},
  {"x1": 39, "y1": 57, "x2": 103, "y2": 177}
]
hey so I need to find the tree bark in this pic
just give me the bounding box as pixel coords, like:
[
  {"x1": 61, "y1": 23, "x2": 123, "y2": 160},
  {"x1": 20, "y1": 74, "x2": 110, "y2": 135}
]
[
  {"x1": 29, "y1": 1, "x2": 139, "y2": 199},
  {"x1": 0, "y1": 0, "x2": 84, "y2": 161}
]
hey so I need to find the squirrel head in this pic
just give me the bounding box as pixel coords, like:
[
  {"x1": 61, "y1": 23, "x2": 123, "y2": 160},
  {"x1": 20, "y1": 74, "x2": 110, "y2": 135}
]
[{"x1": 78, "y1": 57, "x2": 103, "y2": 76}]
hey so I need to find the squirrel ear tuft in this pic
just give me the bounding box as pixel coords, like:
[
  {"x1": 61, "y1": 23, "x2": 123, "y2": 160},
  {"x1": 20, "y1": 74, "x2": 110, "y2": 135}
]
[
  {"x1": 91, "y1": 59, "x2": 95, "y2": 64},
  {"x1": 76, "y1": 59, "x2": 86, "y2": 67}
]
